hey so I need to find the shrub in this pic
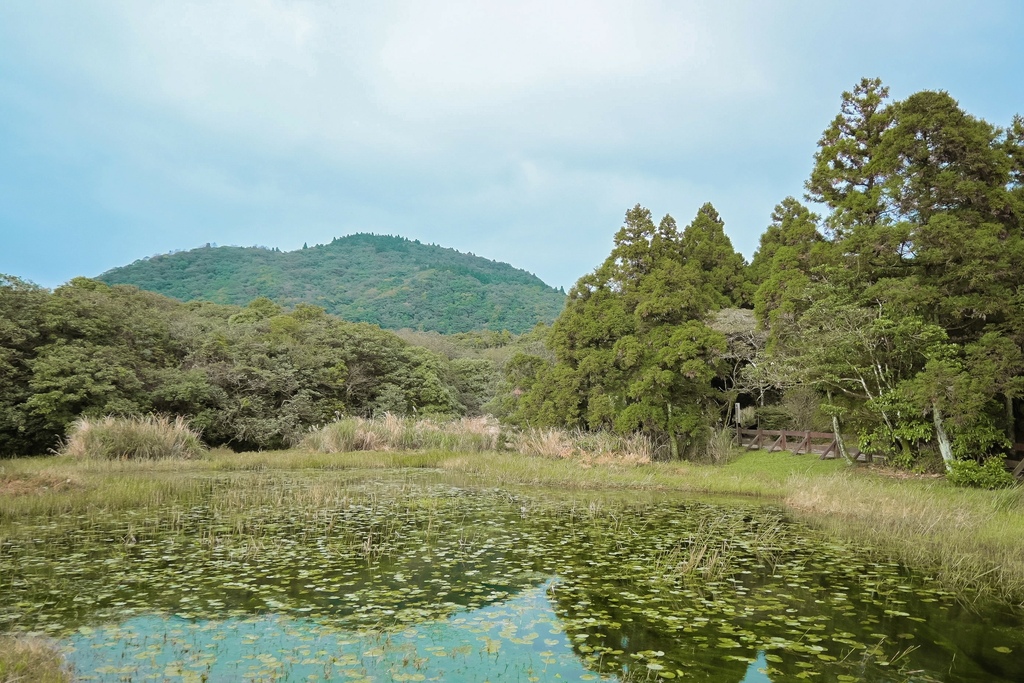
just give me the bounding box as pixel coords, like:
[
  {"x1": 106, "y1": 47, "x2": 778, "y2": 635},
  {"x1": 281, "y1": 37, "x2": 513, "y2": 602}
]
[
  {"x1": 59, "y1": 415, "x2": 207, "y2": 460},
  {"x1": 946, "y1": 457, "x2": 1016, "y2": 490}
]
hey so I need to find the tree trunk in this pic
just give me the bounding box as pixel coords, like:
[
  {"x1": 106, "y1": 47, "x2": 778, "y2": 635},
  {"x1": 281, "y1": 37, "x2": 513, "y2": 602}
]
[
  {"x1": 1006, "y1": 395, "x2": 1016, "y2": 443},
  {"x1": 932, "y1": 404, "x2": 955, "y2": 472},
  {"x1": 826, "y1": 390, "x2": 855, "y2": 465},
  {"x1": 831, "y1": 413, "x2": 855, "y2": 465}
]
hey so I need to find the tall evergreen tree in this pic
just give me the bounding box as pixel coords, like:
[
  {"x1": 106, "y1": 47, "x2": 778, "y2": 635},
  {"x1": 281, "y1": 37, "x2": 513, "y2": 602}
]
[
  {"x1": 516, "y1": 204, "x2": 733, "y2": 458},
  {"x1": 679, "y1": 203, "x2": 752, "y2": 308},
  {"x1": 749, "y1": 197, "x2": 825, "y2": 329}
]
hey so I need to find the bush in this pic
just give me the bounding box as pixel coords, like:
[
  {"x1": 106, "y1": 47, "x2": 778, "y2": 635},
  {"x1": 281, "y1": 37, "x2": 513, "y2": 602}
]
[
  {"x1": 59, "y1": 415, "x2": 207, "y2": 460},
  {"x1": 946, "y1": 457, "x2": 1016, "y2": 490}
]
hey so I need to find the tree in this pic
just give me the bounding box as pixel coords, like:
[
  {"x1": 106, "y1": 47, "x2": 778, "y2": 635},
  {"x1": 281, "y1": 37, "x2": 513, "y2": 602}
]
[
  {"x1": 762, "y1": 79, "x2": 1024, "y2": 466},
  {"x1": 516, "y1": 204, "x2": 732, "y2": 458},
  {"x1": 679, "y1": 203, "x2": 752, "y2": 308},
  {"x1": 806, "y1": 77, "x2": 896, "y2": 238},
  {"x1": 748, "y1": 197, "x2": 825, "y2": 330}
]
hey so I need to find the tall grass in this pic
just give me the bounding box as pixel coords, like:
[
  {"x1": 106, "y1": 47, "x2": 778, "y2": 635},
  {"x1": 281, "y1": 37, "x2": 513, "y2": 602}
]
[
  {"x1": 785, "y1": 473, "x2": 1024, "y2": 605},
  {"x1": 0, "y1": 636, "x2": 72, "y2": 683},
  {"x1": 59, "y1": 415, "x2": 206, "y2": 461},
  {"x1": 300, "y1": 414, "x2": 501, "y2": 453},
  {"x1": 697, "y1": 427, "x2": 737, "y2": 465},
  {"x1": 509, "y1": 428, "x2": 654, "y2": 464}
]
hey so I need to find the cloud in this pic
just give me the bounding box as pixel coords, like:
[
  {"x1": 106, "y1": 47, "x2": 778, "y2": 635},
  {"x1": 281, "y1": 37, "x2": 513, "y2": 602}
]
[{"x1": 1, "y1": 1, "x2": 1022, "y2": 289}]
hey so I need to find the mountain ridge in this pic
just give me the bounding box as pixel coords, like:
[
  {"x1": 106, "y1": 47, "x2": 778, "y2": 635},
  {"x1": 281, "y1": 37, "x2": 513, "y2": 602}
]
[{"x1": 97, "y1": 233, "x2": 565, "y2": 334}]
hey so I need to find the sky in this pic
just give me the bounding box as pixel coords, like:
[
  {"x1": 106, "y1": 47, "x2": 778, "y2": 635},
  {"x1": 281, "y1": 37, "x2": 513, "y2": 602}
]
[{"x1": 1, "y1": 1, "x2": 1023, "y2": 291}]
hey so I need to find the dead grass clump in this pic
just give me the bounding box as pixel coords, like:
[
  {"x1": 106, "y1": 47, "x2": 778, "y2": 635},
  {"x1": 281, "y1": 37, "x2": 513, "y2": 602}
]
[
  {"x1": 510, "y1": 428, "x2": 653, "y2": 465},
  {"x1": 301, "y1": 414, "x2": 501, "y2": 453},
  {"x1": 0, "y1": 469, "x2": 80, "y2": 497},
  {"x1": 696, "y1": 427, "x2": 737, "y2": 465},
  {"x1": 59, "y1": 415, "x2": 207, "y2": 461},
  {"x1": 0, "y1": 635, "x2": 73, "y2": 682}
]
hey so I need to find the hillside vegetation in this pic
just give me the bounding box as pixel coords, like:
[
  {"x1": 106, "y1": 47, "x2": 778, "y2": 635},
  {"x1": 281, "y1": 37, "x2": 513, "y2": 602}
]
[
  {"x1": 97, "y1": 233, "x2": 565, "y2": 334},
  {"x1": 4, "y1": 79, "x2": 1023, "y2": 479}
]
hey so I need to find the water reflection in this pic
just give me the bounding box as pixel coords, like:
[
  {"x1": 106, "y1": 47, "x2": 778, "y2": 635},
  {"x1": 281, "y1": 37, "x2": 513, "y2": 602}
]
[
  {"x1": 67, "y1": 579, "x2": 613, "y2": 682},
  {"x1": 2, "y1": 475, "x2": 1023, "y2": 682},
  {"x1": 741, "y1": 652, "x2": 771, "y2": 682}
]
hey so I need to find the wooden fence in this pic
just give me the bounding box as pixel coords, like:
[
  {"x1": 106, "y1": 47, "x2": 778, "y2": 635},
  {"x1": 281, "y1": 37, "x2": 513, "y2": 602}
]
[
  {"x1": 1004, "y1": 444, "x2": 1024, "y2": 476},
  {"x1": 736, "y1": 428, "x2": 866, "y2": 461},
  {"x1": 740, "y1": 428, "x2": 1024, "y2": 474}
]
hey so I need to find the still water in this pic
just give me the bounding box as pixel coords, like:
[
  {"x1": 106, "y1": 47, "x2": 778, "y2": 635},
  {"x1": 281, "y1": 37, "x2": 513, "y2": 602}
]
[{"x1": 1, "y1": 471, "x2": 1022, "y2": 681}]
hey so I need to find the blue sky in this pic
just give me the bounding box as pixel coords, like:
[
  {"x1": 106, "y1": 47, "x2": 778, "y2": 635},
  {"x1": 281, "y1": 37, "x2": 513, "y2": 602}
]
[{"x1": 2, "y1": 1, "x2": 1022, "y2": 291}]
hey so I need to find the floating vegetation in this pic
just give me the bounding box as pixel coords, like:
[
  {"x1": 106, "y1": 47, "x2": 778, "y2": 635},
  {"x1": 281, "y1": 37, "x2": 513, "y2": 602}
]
[{"x1": 2, "y1": 471, "x2": 1023, "y2": 681}]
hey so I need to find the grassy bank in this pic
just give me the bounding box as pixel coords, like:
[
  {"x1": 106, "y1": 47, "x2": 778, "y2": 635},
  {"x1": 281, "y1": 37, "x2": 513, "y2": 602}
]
[{"x1": 3, "y1": 449, "x2": 1024, "y2": 607}]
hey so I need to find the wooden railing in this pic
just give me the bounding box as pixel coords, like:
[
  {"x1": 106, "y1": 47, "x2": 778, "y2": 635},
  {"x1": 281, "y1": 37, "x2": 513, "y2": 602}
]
[
  {"x1": 1005, "y1": 443, "x2": 1024, "y2": 476},
  {"x1": 740, "y1": 429, "x2": 1024, "y2": 473},
  {"x1": 736, "y1": 428, "x2": 865, "y2": 461}
]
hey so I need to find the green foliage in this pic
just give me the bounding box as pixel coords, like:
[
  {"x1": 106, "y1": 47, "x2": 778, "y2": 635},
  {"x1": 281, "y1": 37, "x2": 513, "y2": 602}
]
[
  {"x1": 750, "y1": 78, "x2": 1024, "y2": 469},
  {"x1": 97, "y1": 234, "x2": 565, "y2": 334},
  {"x1": 946, "y1": 457, "x2": 1016, "y2": 490},
  {"x1": 512, "y1": 203, "x2": 748, "y2": 458},
  {"x1": 749, "y1": 197, "x2": 825, "y2": 329},
  {"x1": 0, "y1": 278, "x2": 472, "y2": 455}
]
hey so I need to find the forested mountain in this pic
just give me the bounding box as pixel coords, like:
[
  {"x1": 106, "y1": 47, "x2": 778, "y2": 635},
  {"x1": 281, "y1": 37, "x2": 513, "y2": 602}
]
[{"x1": 97, "y1": 234, "x2": 565, "y2": 334}]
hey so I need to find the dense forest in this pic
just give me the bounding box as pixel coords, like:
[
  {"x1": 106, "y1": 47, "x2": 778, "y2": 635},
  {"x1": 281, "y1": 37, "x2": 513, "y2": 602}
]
[
  {"x1": 3, "y1": 79, "x2": 1022, "y2": 470},
  {"x1": 97, "y1": 233, "x2": 566, "y2": 334},
  {"x1": 500, "y1": 79, "x2": 1024, "y2": 471},
  {"x1": 0, "y1": 277, "x2": 541, "y2": 456}
]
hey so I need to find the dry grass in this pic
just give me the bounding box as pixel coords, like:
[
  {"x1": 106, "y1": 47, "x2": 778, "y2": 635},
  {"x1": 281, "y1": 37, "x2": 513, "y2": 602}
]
[
  {"x1": 59, "y1": 415, "x2": 206, "y2": 461},
  {"x1": 785, "y1": 473, "x2": 1024, "y2": 605},
  {"x1": 510, "y1": 428, "x2": 654, "y2": 465},
  {"x1": 300, "y1": 414, "x2": 501, "y2": 453},
  {"x1": 0, "y1": 635, "x2": 72, "y2": 683}
]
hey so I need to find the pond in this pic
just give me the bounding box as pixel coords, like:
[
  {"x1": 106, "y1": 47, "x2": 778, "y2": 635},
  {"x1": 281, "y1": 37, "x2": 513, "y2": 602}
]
[{"x1": 1, "y1": 470, "x2": 1023, "y2": 682}]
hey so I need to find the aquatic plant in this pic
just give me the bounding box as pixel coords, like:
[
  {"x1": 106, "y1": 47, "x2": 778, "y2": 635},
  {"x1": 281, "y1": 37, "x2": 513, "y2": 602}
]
[{"x1": 58, "y1": 415, "x2": 206, "y2": 461}]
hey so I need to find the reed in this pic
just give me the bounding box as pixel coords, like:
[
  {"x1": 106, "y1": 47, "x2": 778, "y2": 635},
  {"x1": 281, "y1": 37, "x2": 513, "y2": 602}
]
[
  {"x1": 509, "y1": 427, "x2": 654, "y2": 464},
  {"x1": 59, "y1": 415, "x2": 206, "y2": 461},
  {"x1": 785, "y1": 473, "x2": 1024, "y2": 605},
  {"x1": 300, "y1": 414, "x2": 501, "y2": 453}
]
